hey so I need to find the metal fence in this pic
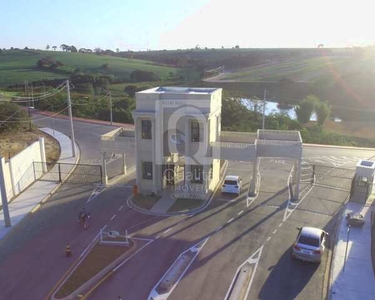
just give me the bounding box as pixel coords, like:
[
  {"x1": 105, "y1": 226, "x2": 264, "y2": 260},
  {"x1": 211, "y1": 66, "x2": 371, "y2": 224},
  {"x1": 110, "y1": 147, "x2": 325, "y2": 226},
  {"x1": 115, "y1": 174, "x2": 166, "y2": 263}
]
[
  {"x1": 33, "y1": 162, "x2": 102, "y2": 184},
  {"x1": 313, "y1": 165, "x2": 356, "y2": 191}
]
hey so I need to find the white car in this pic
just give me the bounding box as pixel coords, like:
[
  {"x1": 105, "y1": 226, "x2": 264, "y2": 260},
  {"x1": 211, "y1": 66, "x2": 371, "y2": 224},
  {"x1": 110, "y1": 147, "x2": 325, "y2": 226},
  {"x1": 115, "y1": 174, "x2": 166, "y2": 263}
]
[
  {"x1": 292, "y1": 226, "x2": 328, "y2": 263},
  {"x1": 221, "y1": 175, "x2": 242, "y2": 196}
]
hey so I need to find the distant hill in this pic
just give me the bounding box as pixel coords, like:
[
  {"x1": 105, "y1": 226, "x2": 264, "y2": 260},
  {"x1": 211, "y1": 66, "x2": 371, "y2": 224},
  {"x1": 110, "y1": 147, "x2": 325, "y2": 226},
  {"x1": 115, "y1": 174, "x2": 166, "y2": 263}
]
[{"x1": 0, "y1": 49, "x2": 177, "y2": 86}]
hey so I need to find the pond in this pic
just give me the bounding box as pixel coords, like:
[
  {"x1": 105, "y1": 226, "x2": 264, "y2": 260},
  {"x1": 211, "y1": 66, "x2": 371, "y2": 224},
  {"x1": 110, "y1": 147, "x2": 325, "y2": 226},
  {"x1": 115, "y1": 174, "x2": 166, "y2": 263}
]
[{"x1": 241, "y1": 98, "x2": 341, "y2": 122}]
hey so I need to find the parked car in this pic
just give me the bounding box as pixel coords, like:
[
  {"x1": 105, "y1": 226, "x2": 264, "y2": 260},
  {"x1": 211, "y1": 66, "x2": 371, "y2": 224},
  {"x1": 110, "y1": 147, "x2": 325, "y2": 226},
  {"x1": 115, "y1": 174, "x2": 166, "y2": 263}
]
[
  {"x1": 221, "y1": 175, "x2": 242, "y2": 196},
  {"x1": 292, "y1": 226, "x2": 328, "y2": 263}
]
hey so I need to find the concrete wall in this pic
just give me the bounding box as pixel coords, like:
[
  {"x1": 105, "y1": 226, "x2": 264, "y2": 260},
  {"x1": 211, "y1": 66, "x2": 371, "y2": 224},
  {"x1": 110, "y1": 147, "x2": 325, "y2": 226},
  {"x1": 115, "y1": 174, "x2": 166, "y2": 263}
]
[
  {"x1": 0, "y1": 139, "x2": 46, "y2": 204},
  {"x1": 212, "y1": 142, "x2": 257, "y2": 161}
]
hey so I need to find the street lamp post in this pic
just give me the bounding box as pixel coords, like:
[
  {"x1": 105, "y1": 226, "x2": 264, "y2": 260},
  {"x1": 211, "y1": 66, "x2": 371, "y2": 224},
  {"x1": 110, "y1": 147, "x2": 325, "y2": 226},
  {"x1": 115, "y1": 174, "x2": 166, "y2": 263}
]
[{"x1": 101, "y1": 88, "x2": 113, "y2": 125}]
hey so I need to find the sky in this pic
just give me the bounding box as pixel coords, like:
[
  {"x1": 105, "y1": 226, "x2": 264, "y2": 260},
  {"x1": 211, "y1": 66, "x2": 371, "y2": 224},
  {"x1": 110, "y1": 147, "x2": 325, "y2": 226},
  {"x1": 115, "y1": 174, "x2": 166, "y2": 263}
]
[{"x1": 1, "y1": 0, "x2": 374, "y2": 51}]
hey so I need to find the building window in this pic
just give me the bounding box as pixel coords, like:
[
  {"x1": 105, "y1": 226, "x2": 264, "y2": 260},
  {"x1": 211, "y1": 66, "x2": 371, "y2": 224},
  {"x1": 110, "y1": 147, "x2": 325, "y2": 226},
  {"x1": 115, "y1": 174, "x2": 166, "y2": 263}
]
[
  {"x1": 191, "y1": 121, "x2": 200, "y2": 142},
  {"x1": 142, "y1": 120, "x2": 152, "y2": 139},
  {"x1": 210, "y1": 163, "x2": 213, "y2": 179},
  {"x1": 142, "y1": 162, "x2": 153, "y2": 179},
  {"x1": 191, "y1": 165, "x2": 203, "y2": 183}
]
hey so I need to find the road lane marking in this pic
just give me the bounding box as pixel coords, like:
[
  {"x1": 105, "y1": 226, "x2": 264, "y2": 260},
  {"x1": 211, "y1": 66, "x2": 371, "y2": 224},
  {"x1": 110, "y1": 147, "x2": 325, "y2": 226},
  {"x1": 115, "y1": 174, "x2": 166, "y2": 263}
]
[
  {"x1": 155, "y1": 235, "x2": 160, "y2": 240},
  {"x1": 278, "y1": 223, "x2": 283, "y2": 227},
  {"x1": 147, "y1": 238, "x2": 210, "y2": 300},
  {"x1": 272, "y1": 229, "x2": 277, "y2": 234},
  {"x1": 215, "y1": 226, "x2": 223, "y2": 232},
  {"x1": 238, "y1": 210, "x2": 244, "y2": 215},
  {"x1": 86, "y1": 185, "x2": 106, "y2": 204},
  {"x1": 227, "y1": 218, "x2": 234, "y2": 224},
  {"x1": 119, "y1": 205, "x2": 124, "y2": 211},
  {"x1": 110, "y1": 214, "x2": 116, "y2": 221},
  {"x1": 163, "y1": 228, "x2": 172, "y2": 234},
  {"x1": 225, "y1": 245, "x2": 263, "y2": 300},
  {"x1": 266, "y1": 237, "x2": 271, "y2": 242}
]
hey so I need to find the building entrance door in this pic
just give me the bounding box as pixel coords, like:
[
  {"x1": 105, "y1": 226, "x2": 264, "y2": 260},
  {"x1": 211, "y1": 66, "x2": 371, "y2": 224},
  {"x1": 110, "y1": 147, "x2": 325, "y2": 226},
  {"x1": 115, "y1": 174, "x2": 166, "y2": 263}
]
[{"x1": 164, "y1": 164, "x2": 175, "y2": 186}]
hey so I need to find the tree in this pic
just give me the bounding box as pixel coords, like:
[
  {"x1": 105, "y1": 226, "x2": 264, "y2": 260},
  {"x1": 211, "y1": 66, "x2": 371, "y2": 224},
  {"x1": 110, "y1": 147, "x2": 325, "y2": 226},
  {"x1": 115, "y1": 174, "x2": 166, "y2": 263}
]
[
  {"x1": 46, "y1": 44, "x2": 50, "y2": 50},
  {"x1": 70, "y1": 45, "x2": 78, "y2": 52},
  {"x1": 124, "y1": 85, "x2": 138, "y2": 97},
  {"x1": 116, "y1": 48, "x2": 119, "y2": 53},
  {"x1": 60, "y1": 44, "x2": 68, "y2": 51},
  {"x1": 295, "y1": 95, "x2": 319, "y2": 123},
  {"x1": 315, "y1": 102, "x2": 330, "y2": 125},
  {"x1": 0, "y1": 102, "x2": 29, "y2": 132},
  {"x1": 130, "y1": 70, "x2": 159, "y2": 82},
  {"x1": 94, "y1": 47, "x2": 102, "y2": 54},
  {"x1": 235, "y1": 45, "x2": 240, "y2": 49},
  {"x1": 52, "y1": 46, "x2": 57, "y2": 51}
]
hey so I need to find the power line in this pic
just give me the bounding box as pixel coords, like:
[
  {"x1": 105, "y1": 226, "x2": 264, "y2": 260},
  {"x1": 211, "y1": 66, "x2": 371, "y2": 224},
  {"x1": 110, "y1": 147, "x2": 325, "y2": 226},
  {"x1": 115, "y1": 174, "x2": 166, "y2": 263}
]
[
  {"x1": 0, "y1": 107, "x2": 68, "y2": 124},
  {"x1": 4, "y1": 82, "x2": 67, "y2": 103}
]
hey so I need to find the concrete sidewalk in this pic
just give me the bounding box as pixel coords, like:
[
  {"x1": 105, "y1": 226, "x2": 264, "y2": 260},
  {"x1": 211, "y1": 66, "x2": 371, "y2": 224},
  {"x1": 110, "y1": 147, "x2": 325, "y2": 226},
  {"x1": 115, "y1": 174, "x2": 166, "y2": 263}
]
[
  {"x1": 0, "y1": 128, "x2": 79, "y2": 240},
  {"x1": 330, "y1": 201, "x2": 375, "y2": 300}
]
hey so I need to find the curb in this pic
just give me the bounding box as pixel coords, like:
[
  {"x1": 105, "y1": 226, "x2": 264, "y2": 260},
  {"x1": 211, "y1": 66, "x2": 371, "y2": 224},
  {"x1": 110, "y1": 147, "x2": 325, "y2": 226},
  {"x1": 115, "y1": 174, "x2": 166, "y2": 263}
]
[
  {"x1": 0, "y1": 129, "x2": 81, "y2": 242},
  {"x1": 127, "y1": 160, "x2": 229, "y2": 217},
  {"x1": 33, "y1": 110, "x2": 134, "y2": 129},
  {"x1": 50, "y1": 239, "x2": 137, "y2": 300},
  {"x1": 32, "y1": 135, "x2": 81, "y2": 213},
  {"x1": 326, "y1": 198, "x2": 348, "y2": 300}
]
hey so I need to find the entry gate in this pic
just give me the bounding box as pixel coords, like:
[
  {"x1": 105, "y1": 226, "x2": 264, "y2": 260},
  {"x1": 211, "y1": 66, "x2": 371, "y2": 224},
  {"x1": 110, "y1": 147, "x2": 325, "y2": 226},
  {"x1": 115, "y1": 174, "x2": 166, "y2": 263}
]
[
  {"x1": 33, "y1": 162, "x2": 102, "y2": 184},
  {"x1": 312, "y1": 165, "x2": 356, "y2": 191}
]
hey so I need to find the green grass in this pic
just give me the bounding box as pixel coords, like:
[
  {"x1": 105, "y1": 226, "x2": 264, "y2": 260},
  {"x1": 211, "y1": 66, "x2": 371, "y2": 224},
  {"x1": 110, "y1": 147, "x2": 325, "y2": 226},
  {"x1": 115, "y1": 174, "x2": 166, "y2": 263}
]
[
  {"x1": 222, "y1": 52, "x2": 375, "y2": 82},
  {"x1": 132, "y1": 194, "x2": 161, "y2": 210},
  {"x1": 110, "y1": 80, "x2": 179, "y2": 92},
  {"x1": 223, "y1": 56, "x2": 351, "y2": 82},
  {"x1": 168, "y1": 198, "x2": 204, "y2": 212},
  {"x1": 0, "y1": 49, "x2": 178, "y2": 86}
]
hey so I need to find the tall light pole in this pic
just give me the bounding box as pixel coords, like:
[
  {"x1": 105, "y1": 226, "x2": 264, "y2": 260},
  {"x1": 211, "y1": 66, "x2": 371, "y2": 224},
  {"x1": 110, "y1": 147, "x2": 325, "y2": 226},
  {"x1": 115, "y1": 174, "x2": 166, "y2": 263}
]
[
  {"x1": 101, "y1": 88, "x2": 113, "y2": 125},
  {"x1": 262, "y1": 89, "x2": 267, "y2": 130},
  {"x1": 66, "y1": 80, "x2": 76, "y2": 157},
  {"x1": 31, "y1": 85, "x2": 34, "y2": 108}
]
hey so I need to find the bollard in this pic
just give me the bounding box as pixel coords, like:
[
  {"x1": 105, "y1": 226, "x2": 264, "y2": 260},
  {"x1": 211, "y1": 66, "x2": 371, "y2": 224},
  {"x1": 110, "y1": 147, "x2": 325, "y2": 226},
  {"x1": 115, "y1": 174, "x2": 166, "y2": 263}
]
[
  {"x1": 133, "y1": 185, "x2": 138, "y2": 195},
  {"x1": 65, "y1": 243, "x2": 72, "y2": 257}
]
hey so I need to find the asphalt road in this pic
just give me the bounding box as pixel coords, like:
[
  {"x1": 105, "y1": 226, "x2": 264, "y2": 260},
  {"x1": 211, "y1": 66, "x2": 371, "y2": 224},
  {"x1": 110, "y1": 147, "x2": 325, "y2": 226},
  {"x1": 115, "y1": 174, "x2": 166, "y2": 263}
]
[{"x1": 1, "y1": 115, "x2": 375, "y2": 300}]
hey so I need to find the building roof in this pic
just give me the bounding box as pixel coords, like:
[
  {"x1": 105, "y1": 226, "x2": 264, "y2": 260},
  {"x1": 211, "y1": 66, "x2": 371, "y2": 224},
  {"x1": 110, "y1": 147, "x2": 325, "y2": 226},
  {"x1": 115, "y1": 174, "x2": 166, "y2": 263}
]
[{"x1": 137, "y1": 86, "x2": 220, "y2": 95}]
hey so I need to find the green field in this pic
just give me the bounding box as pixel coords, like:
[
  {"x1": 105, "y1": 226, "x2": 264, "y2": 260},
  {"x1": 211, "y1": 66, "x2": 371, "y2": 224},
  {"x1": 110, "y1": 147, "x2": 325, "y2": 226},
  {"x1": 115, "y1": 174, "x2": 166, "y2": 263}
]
[
  {"x1": 0, "y1": 49, "x2": 177, "y2": 86},
  {"x1": 220, "y1": 50, "x2": 375, "y2": 82},
  {"x1": 223, "y1": 56, "x2": 351, "y2": 82}
]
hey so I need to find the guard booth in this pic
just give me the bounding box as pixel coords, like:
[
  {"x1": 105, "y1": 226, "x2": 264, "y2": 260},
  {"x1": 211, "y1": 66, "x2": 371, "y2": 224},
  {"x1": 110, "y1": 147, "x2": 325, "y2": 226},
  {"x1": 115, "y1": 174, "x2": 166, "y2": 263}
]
[{"x1": 350, "y1": 160, "x2": 375, "y2": 203}]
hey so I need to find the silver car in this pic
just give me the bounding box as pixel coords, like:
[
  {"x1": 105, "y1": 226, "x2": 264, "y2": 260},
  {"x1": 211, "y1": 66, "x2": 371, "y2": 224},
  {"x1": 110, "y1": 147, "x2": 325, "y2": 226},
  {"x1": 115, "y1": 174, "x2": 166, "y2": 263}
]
[{"x1": 292, "y1": 227, "x2": 328, "y2": 263}]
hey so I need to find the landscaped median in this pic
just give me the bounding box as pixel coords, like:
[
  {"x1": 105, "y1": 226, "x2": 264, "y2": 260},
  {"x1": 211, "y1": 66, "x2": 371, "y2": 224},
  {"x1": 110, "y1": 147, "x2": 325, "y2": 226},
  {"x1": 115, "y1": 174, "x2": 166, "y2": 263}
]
[{"x1": 50, "y1": 231, "x2": 137, "y2": 300}]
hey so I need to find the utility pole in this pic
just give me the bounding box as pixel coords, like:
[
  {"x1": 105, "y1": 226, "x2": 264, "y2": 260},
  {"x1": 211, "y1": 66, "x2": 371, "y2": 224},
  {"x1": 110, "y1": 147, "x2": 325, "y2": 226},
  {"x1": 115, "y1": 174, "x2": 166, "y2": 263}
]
[
  {"x1": 262, "y1": 89, "x2": 267, "y2": 130},
  {"x1": 28, "y1": 102, "x2": 32, "y2": 131},
  {"x1": 66, "y1": 80, "x2": 76, "y2": 157},
  {"x1": 31, "y1": 85, "x2": 34, "y2": 108},
  {"x1": 51, "y1": 104, "x2": 55, "y2": 135},
  {"x1": 109, "y1": 90, "x2": 113, "y2": 125}
]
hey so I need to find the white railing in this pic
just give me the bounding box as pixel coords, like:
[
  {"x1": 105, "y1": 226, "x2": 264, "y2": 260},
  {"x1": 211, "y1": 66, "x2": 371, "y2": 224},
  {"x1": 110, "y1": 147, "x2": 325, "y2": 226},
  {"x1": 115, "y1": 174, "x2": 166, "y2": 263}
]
[
  {"x1": 219, "y1": 131, "x2": 257, "y2": 143},
  {"x1": 258, "y1": 129, "x2": 302, "y2": 142}
]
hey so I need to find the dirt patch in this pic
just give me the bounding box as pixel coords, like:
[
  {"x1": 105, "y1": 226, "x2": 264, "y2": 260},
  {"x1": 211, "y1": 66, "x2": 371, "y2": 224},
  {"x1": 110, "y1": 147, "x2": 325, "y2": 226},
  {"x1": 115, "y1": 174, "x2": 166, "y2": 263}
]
[
  {"x1": 0, "y1": 128, "x2": 60, "y2": 165},
  {"x1": 55, "y1": 241, "x2": 134, "y2": 299}
]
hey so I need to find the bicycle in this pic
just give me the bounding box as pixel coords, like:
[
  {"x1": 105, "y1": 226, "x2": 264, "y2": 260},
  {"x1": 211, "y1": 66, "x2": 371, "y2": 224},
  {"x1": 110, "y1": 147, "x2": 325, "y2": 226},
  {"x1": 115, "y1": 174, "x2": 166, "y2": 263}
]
[{"x1": 78, "y1": 210, "x2": 91, "y2": 230}]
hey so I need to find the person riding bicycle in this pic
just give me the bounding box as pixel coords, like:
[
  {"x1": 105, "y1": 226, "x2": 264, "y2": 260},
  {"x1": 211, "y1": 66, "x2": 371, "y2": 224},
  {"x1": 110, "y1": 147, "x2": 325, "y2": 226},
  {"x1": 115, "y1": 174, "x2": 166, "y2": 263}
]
[{"x1": 78, "y1": 208, "x2": 87, "y2": 223}]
